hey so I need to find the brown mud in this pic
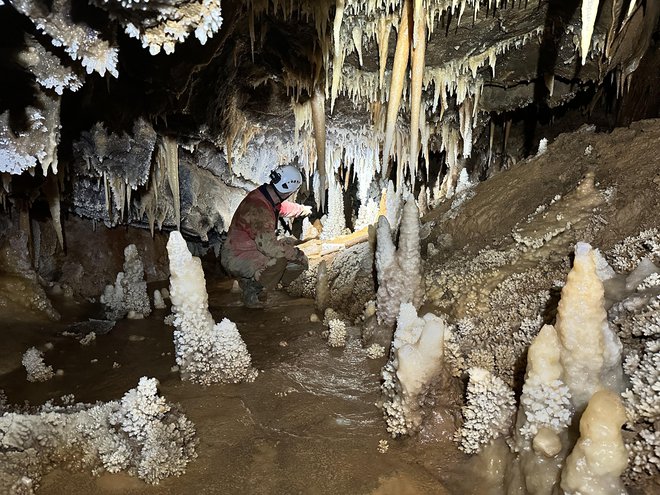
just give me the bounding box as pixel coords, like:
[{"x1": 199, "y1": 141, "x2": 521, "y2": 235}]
[{"x1": 0, "y1": 280, "x2": 474, "y2": 495}]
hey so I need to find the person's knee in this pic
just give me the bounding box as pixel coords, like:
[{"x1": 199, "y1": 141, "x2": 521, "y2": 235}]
[{"x1": 256, "y1": 257, "x2": 287, "y2": 290}]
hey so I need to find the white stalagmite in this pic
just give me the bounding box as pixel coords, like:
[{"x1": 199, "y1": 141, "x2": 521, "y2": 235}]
[
  {"x1": 381, "y1": 303, "x2": 449, "y2": 436},
  {"x1": 555, "y1": 242, "x2": 623, "y2": 410},
  {"x1": 383, "y1": 0, "x2": 411, "y2": 162},
  {"x1": 320, "y1": 175, "x2": 345, "y2": 239},
  {"x1": 458, "y1": 367, "x2": 516, "y2": 454},
  {"x1": 375, "y1": 197, "x2": 423, "y2": 328},
  {"x1": 153, "y1": 289, "x2": 166, "y2": 309},
  {"x1": 560, "y1": 390, "x2": 628, "y2": 495},
  {"x1": 580, "y1": 0, "x2": 601, "y2": 65},
  {"x1": 166, "y1": 231, "x2": 257, "y2": 385},
  {"x1": 327, "y1": 318, "x2": 347, "y2": 347},
  {"x1": 22, "y1": 347, "x2": 54, "y2": 382},
  {"x1": 515, "y1": 325, "x2": 573, "y2": 443},
  {"x1": 0, "y1": 377, "x2": 197, "y2": 487},
  {"x1": 510, "y1": 325, "x2": 573, "y2": 494},
  {"x1": 392, "y1": 303, "x2": 446, "y2": 400},
  {"x1": 101, "y1": 244, "x2": 151, "y2": 320}
]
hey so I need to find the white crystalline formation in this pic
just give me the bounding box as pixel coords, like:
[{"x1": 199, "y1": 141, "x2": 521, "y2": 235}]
[
  {"x1": 515, "y1": 325, "x2": 573, "y2": 443},
  {"x1": 167, "y1": 231, "x2": 257, "y2": 385},
  {"x1": 101, "y1": 244, "x2": 151, "y2": 320},
  {"x1": 16, "y1": 0, "x2": 120, "y2": 78},
  {"x1": 22, "y1": 347, "x2": 54, "y2": 382},
  {"x1": 327, "y1": 319, "x2": 347, "y2": 347},
  {"x1": 365, "y1": 343, "x2": 385, "y2": 359},
  {"x1": 100, "y1": 0, "x2": 224, "y2": 56},
  {"x1": 555, "y1": 242, "x2": 623, "y2": 410},
  {"x1": 622, "y1": 338, "x2": 660, "y2": 479},
  {"x1": 375, "y1": 197, "x2": 424, "y2": 328},
  {"x1": 381, "y1": 303, "x2": 448, "y2": 437},
  {"x1": 457, "y1": 367, "x2": 516, "y2": 454},
  {"x1": 0, "y1": 90, "x2": 61, "y2": 176},
  {"x1": 0, "y1": 377, "x2": 197, "y2": 488}
]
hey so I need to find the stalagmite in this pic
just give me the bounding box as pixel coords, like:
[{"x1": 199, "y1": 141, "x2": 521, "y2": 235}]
[
  {"x1": 310, "y1": 86, "x2": 327, "y2": 210},
  {"x1": 560, "y1": 390, "x2": 628, "y2": 495},
  {"x1": 320, "y1": 175, "x2": 345, "y2": 239},
  {"x1": 167, "y1": 231, "x2": 257, "y2": 385},
  {"x1": 409, "y1": 0, "x2": 426, "y2": 181},
  {"x1": 381, "y1": 303, "x2": 449, "y2": 436},
  {"x1": 315, "y1": 260, "x2": 329, "y2": 314},
  {"x1": 555, "y1": 242, "x2": 623, "y2": 410},
  {"x1": 580, "y1": 0, "x2": 601, "y2": 65},
  {"x1": 375, "y1": 197, "x2": 423, "y2": 328},
  {"x1": 510, "y1": 324, "x2": 573, "y2": 493},
  {"x1": 383, "y1": 0, "x2": 411, "y2": 162},
  {"x1": 377, "y1": 17, "x2": 392, "y2": 91},
  {"x1": 330, "y1": 0, "x2": 346, "y2": 112}
]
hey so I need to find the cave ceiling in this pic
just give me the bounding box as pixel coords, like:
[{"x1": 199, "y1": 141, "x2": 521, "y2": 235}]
[{"x1": 0, "y1": 0, "x2": 658, "y2": 241}]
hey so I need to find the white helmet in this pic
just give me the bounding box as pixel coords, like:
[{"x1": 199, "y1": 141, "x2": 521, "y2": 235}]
[{"x1": 270, "y1": 164, "x2": 303, "y2": 195}]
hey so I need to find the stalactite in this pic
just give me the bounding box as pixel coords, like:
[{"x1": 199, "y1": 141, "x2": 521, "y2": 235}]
[
  {"x1": 1, "y1": 173, "x2": 10, "y2": 193},
  {"x1": 293, "y1": 98, "x2": 313, "y2": 147},
  {"x1": 1, "y1": 174, "x2": 10, "y2": 210},
  {"x1": 311, "y1": 86, "x2": 327, "y2": 211},
  {"x1": 42, "y1": 172, "x2": 64, "y2": 249},
  {"x1": 503, "y1": 118, "x2": 512, "y2": 164},
  {"x1": 158, "y1": 136, "x2": 180, "y2": 231},
  {"x1": 108, "y1": 176, "x2": 127, "y2": 222},
  {"x1": 545, "y1": 72, "x2": 555, "y2": 97},
  {"x1": 383, "y1": 0, "x2": 412, "y2": 163},
  {"x1": 419, "y1": 107, "x2": 430, "y2": 179},
  {"x1": 249, "y1": 7, "x2": 256, "y2": 61},
  {"x1": 409, "y1": 0, "x2": 426, "y2": 184},
  {"x1": 352, "y1": 26, "x2": 363, "y2": 67},
  {"x1": 103, "y1": 171, "x2": 111, "y2": 218},
  {"x1": 459, "y1": 98, "x2": 474, "y2": 157},
  {"x1": 330, "y1": 0, "x2": 346, "y2": 112},
  {"x1": 377, "y1": 16, "x2": 392, "y2": 91},
  {"x1": 488, "y1": 119, "x2": 495, "y2": 169},
  {"x1": 443, "y1": 127, "x2": 461, "y2": 198},
  {"x1": 580, "y1": 0, "x2": 600, "y2": 65}
]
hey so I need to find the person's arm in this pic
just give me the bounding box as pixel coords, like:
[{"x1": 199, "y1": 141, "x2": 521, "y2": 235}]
[{"x1": 279, "y1": 201, "x2": 312, "y2": 218}]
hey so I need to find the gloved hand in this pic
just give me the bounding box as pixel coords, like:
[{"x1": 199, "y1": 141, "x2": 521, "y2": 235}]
[{"x1": 299, "y1": 205, "x2": 313, "y2": 217}]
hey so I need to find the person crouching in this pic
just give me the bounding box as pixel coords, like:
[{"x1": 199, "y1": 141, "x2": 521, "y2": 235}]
[{"x1": 221, "y1": 164, "x2": 312, "y2": 308}]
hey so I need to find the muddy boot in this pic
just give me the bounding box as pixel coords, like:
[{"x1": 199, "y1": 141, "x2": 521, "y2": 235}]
[{"x1": 239, "y1": 278, "x2": 265, "y2": 308}]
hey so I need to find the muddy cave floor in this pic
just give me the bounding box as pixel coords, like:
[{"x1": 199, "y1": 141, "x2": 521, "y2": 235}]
[
  {"x1": 2, "y1": 119, "x2": 660, "y2": 494},
  {"x1": 0, "y1": 281, "x2": 474, "y2": 495}
]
